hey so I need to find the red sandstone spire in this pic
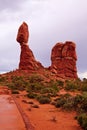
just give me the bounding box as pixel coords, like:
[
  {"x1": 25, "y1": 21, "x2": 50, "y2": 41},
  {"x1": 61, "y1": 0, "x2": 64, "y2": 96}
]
[{"x1": 16, "y1": 22, "x2": 43, "y2": 70}]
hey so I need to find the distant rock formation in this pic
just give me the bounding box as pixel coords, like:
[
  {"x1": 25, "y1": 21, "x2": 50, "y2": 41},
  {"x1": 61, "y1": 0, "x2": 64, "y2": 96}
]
[
  {"x1": 16, "y1": 22, "x2": 43, "y2": 70},
  {"x1": 50, "y1": 41, "x2": 78, "y2": 78}
]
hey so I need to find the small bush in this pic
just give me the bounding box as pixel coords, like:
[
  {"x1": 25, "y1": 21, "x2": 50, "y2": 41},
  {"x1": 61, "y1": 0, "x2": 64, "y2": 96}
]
[
  {"x1": 65, "y1": 80, "x2": 81, "y2": 91},
  {"x1": 77, "y1": 113, "x2": 87, "y2": 130},
  {"x1": 80, "y1": 92, "x2": 87, "y2": 112},
  {"x1": 27, "y1": 93, "x2": 37, "y2": 99},
  {"x1": 7, "y1": 83, "x2": 17, "y2": 90},
  {"x1": 47, "y1": 80, "x2": 59, "y2": 91},
  {"x1": 81, "y1": 84, "x2": 87, "y2": 91},
  {"x1": 63, "y1": 102, "x2": 74, "y2": 111},
  {"x1": 55, "y1": 98, "x2": 66, "y2": 108},
  {"x1": 41, "y1": 87, "x2": 57, "y2": 97},
  {"x1": 54, "y1": 94, "x2": 75, "y2": 111},
  {"x1": 12, "y1": 90, "x2": 19, "y2": 94},
  {"x1": 28, "y1": 74, "x2": 43, "y2": 83},
  {"x1": 65, "y1": 80, "x2": 79, "y2": 91},
  {"x1": 37, "y1": 95, "x2": 51, "y2": 104}
]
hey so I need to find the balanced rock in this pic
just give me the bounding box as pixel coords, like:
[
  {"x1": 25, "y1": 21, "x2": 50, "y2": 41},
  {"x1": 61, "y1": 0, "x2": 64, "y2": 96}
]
[
  {"x1": 16, "y1": 22, "x2": 43, "y2": 70},
  {"x1": 16, "y1": 22, "x2": 29, "y2": 45},
  {"x1": 50, "y1": 41, "x2": 78, "y2": 79}
]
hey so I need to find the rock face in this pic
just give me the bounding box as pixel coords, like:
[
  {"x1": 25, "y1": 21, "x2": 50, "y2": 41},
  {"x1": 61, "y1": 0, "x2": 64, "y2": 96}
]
[
  {"x1": 50, "y1": 41, "x2": 78, "y2": 79},
  {"x1": 16, "y1": 22, "x2": 43, "y2": 70},
  {"x1": 16, "y1": 22, "x2": 29, "y2": 45}
]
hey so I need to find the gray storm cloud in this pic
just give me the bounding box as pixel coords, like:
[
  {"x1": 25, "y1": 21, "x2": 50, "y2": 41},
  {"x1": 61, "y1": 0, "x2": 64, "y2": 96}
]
[{"x1": 0, "y1": 0, "x2": 25, "y2": 11}]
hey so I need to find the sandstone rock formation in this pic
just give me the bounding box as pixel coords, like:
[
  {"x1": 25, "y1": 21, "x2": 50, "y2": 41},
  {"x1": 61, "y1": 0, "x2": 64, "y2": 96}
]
[
  {"x1": 50, "y1": 41, "x2": 78, "y2": 79},
  {"x1": 17, "y1": 22, "x2": 29, "y2": 45},
  {"x1": 16, "y1": 22, "x2": 43, "y2": 70},
  {"x1": 16, "y1": 22, "x2": 78, "y2": 79}
]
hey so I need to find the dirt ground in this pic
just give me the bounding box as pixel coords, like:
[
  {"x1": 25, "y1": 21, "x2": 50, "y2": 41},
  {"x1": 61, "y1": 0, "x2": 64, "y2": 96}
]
[
  {"x1": 15, "y1": 90, "x2": 82, "y2": 130},
  {"x1": 0, "y1": 86, "x2": 82, "y2": 130},
  {"x1": 0, "y1": 86, "x2": 26, "y2": 130}
]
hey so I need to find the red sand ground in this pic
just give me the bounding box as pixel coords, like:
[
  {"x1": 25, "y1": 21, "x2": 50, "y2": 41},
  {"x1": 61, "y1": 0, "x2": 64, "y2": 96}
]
[
  {"x1": 16, "y1": 90, "x2": 82, "y2": 130},
  {"x1": 0, "y1": 86, "x2": 26, "y2": 130},
  {"x1": 0, "y1": 86, "x2": 82, "y2": 130}
]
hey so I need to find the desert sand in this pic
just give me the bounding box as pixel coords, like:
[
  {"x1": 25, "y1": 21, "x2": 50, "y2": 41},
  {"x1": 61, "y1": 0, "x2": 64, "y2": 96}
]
[
  {"x1": 15, "y1": 90, "x2": 82, "y2": 130},
  {"x1": 0, "y1": 86, "x2": 82, "y2": 130},
  {"x1": 0, "y1": 86, "x2": 25, "y2": 130}
]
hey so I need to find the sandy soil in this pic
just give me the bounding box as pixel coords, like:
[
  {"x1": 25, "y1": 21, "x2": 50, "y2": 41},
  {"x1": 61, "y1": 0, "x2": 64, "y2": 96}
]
[
  {"x1": 0, "y1": 86, "x2": 26, "y2": 130},
  {"x1": 15, "y1": 90, "x2": 82, "y2": 130},
  {"x1": 0, "y1": 86, "x2": 82, "y2": 130},
  {"x1": 59, "y1": 89, "x2": 81, "y2": 96}
]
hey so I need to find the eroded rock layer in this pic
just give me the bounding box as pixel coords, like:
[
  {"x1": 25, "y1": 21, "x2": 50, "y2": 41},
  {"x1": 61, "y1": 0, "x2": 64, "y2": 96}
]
[{"x1": 50, "y1": 41, "x2": 78, "y2": 78}]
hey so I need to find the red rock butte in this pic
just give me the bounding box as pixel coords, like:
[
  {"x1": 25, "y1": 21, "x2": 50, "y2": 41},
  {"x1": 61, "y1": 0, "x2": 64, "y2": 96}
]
[
  {"x1": 16, "y1": 22, "x2": 78, "y2": 79},
  {"x1": 50, "y1": 42, "x2": 78, "y2": 78}
]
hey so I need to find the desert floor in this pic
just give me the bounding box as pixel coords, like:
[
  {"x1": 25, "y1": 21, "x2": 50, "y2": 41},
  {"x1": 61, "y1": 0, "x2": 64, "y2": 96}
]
[{"x1": 0, "y1": 86, "x2": 82, "y2": 130}]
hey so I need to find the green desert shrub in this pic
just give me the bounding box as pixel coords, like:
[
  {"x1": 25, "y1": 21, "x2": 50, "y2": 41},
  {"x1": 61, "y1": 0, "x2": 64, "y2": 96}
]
[
  {"x1": 55, "y1": 98, "x2": 66, "y2": 108},
  {"x1": 77, "y1": 113, "x2": 87, "y2": 130},
  {"x1": 57, "y1": 80, "x2": 64, "y2": 88},
  {"x1": 80, "y1": 92, "x2": 87, "y2": 112},
  {"x1": 7, "y1": 83, "x2": 18, "y2": 90},
  {"x1": 27, "y1": 92, "x2": 37, "y2": 99},
  {"x1": 9, "y1": 76, "x2": 26, "y2": 91},
  {"x1": 28, "y1": 74, "x2": 44, "y2": 83},
  {"x1": 37, "y1": 95, "x2": 51, "y2": 104},
  {"x1": 0, "y1": 75, "x2": 8, "y2": 85},
  {"x1": 47, "y1": 80, "x2": 59, "y2": 91},
  {"x1": 54, "y1": 93, "x2": 78, "y2": 111},
  {"x1": 81, "y1": 84, "x2": 87, "y2": 91},
  {"x1": 62, "y1": 99, "x2": 74, "y2": 111},
  {"x1": 55, "y1": 94, "x2": 74, "y2": 111},
  {"x1": 65, "y1": 80, "x2": 79, "y2": 91},
  {"x1": 41, "y1": 87, "x2": 57, "y2": 97}
]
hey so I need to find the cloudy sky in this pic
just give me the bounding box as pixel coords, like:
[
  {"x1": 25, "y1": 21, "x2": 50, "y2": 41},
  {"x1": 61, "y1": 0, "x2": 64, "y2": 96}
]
[{"x1": 0, "y1": 0, "x2": 87, "y2": 79}]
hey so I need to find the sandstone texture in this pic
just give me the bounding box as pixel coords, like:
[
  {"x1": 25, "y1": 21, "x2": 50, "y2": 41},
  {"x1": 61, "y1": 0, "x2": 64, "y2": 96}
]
[
  {"x1": 16, "y1": 22, "x2": 29, "y2": 45},
  {"x1": 16, "y1": 22, "x2": 43, "y2": 70},
  {"x1": 50, "y1": 41, "x2": 78, "y2": 79}
]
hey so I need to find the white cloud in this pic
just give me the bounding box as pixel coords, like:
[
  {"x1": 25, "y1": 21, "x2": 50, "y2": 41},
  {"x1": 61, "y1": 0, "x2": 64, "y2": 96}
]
[{"x1": 78, "y1": 72, "x2": 87, "y2": 79}]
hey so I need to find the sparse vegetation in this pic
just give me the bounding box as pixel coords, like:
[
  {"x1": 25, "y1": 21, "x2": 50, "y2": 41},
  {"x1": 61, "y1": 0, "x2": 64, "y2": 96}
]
[
  {"x1": 77, "y1": 113, "x2": 87, "y2": 130},
  {"x1": 36, "y1": 95, "x2": 51, "y2": 104},
  {"x1": 1, "y1": 73, "x2": 87, "y2": 130},
  {"x1": 65, "y1": 80, "x2": 79, "y2": 91}
]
